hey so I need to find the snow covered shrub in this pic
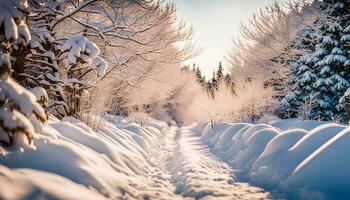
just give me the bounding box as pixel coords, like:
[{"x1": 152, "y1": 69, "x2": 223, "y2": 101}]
[
  {"x1": 234, "y1": 79, "x2": 276, "y2": 123},
  {"x1": 0, "y1": 0, "x2": 46, "y2": 147},
  {"x1": 128, "y1": 112, "x2": 152, "y2": 127},
  {"x1": 16, "y1": 0, "x2": 108, "y2": 119},
  {"x1": 57, "y1": 36, "x2": 108, "y2": 118}
]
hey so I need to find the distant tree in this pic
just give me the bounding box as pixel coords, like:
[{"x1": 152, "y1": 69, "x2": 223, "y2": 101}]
[
  {"x1": 216, "y1": 62, "x2": 224, "y2": 83},
  {"x1": 195, "y1": 67, "x2": 206, "y2": 86},
  {"x1": 211, "y1": 71, "x2": 218, "y2": 90},
  {"x1": 181, "y1": 65, "x2": 190, "y2": 72},
  {"x1": 205, "y1": 71, "x2": 218, "y2": 98},
  {"x1": 224, "y1": 74, "x2": 235, "y2": 93},
  {"x1": 191, "y1": 63, "x2": 196, "y2": 72}
]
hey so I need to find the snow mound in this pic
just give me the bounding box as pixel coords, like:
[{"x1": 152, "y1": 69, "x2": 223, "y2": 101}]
[
  {"x1": 0, "y1": 116, "x2": 179, "y2": 199},
  {"x1": 270, "y1": 118, "x2": 327, "y2": 131},
  {"x1": 283, "y1": 127, "x2": 350, "y2": 198},
  {"x1": 200, "y1": 122, "x2": 232, "y2": 145},
  {"x1": 0, "y1": 165, "x2": 106, "y2": 200},
  {"x1": 251, "y1": 129, "x2": 308, "y2": 187},
  {"x1": 234, "y1": 128, "x2": 279, "y2": 172},
  {"x1": 214, "y1": 123, "x2": 251, "y2": 151},
  {"x1": 194, "y1": 119, "x2": 350, "y2": 199}
]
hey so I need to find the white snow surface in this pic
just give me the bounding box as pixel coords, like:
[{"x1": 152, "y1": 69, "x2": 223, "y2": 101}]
[
  {"x1": 195, "y1": 119, "x2": 350, "y2": 199},
  {"x1": 0, "y1": 117, "x2": 349, "y2": 199}
]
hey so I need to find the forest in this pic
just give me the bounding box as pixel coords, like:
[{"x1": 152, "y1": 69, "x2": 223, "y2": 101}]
[{"x1": 1, "y1": 0, "x2": 350, "y2": 199}]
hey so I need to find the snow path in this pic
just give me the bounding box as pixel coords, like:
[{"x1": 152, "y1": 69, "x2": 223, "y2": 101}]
[
  {"x1": 164, "y1": 126, "x2": 270, "y2": 199},
  {"x1": 145, "y1": 126, "x2": 190, "y2": 199}
]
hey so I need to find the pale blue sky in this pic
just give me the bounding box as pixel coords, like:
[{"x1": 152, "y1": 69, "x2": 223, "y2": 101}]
[{"x1": 168, "y1": 0, "x2": 288, "y2": 77}]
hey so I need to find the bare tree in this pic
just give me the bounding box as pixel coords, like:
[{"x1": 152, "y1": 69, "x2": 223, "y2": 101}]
[
  {"x1": 84, "y1": 2, "x2": 198, "y2": 119},
  {"x1": 297, "y1": 98, "x2": 317, "y2": 120},
  {"x1": 228, "y1": 0, "x2": 319, "y2": 97}
]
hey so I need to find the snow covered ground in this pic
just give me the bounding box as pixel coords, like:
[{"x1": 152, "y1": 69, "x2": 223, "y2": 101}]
[
  {"x1": 0, "y1": 117, "x2": 349, "y2": 199},
  {"x1": 195, "y1": 119, "x2": 350, "y2": 199}
]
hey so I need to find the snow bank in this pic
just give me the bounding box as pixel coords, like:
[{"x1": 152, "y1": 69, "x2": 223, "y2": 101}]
[
  {"x1": 0, "y1": 165, "x2": 106, "y2": 200},
  {"x1": 213, "y1": 123, "x2": 250, "y2": 151},
  {"x1": 0, "y1": 116, "x2": 174, "y2": 199},
  {"x1": 194, "y1": 119, "x2": 350, "y2": 199},
  {"x1": 200, "y1": 122, "x2": 232, "y2": 145},
  {"x1": 283, "y1": 127, "x2": 350, "y2": 198},
  {"x1": 270, "y1": 118, "x2": 328, "y2": 131},
  {"x1": 234, "y1": 128, "x2": 279, "y2": 172}
]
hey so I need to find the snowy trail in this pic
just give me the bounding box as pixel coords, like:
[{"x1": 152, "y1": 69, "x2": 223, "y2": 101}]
[
  {"x1": 163, "y1": 126, "x2": 270, "y2": 199},
  {"x1": 144, "y1": 126, "x2": 191, "y2": 200}
]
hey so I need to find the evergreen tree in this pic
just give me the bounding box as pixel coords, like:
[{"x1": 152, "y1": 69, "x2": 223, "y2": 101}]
[
  {"x1": 216, "y1": 62, "x2": 224, "y2": 83},
  {"x1": 279, "y1": 29, "x2": 319, "y2": 118},
  {"x1": 224, "y1": 74, "x2": 235, "y2": 94},
  {"x1": 312, "y1": 0, "x2": 350, "y2": 121},
  {"x1": 0, "y1": 0, "x2": 47, "y2": 147},
  {"x1": 17, "y1": 0, "x2": 67, "y2": 119},
  {"x1": 191, "y1": 63, "x2": 196, "y2": 72},
  {"x1": 195, "y1": 67, "x2": 206, "y2": 86},
  {"x1": 280, "y1": 0, "x2": 350, "y2": 122},
  {"x1": 205, "y1": 71, "x2": 217, "y2": 99},
  {"x1": 15, "y1": 1, "x2": 109, "y2": 119},
  {"x1": 211, "y1": 71, "x2": 218, "y2": 90},
  {"x1": 181, "y1": 65, "x2": 190, "y2": 72}
]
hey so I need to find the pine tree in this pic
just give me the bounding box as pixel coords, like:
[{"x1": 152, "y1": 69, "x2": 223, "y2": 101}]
[
  {"x1": 224, "y1": 74, "x2": 235, "y2": 94},
  {"x1": 195, "y1": 67, "x2": 206, "y2": 86},
  {"x1": 216, "y1": 62, "x2": 224, "y2": 83},
  {"x1": 212, "y1": 71, "x2": 218, "y2": 90},
  {"x1": 339, "y1": 88, "x2": 350, "y2": 122},
  {"x1": 191, "y1": 63, "x2": 196, "y2": 72},
  {"x1": 181, "y1": 65, "x2": 190, "y2": 72},
  {"x1": 279, "y1": 29, "x2": 319, "y2": 118},
  {"x1": 279, "y1": 0, "x2": 350, "y2": 122},
  {"x1": 205, "y1": 71, "x2": 218, "y2": 99},
  {"x1": 0, "y1": 0, "x2": 47, "y2": 147},
  {"x1": 20, "y1": 0, "x2": 63, "y2": 111},
  {"x1": 15, "y1": 1, "x2": 109, "y2": 119},
  {"x1": 311, "y1": 0, "x2": 350, "y2": 121}
]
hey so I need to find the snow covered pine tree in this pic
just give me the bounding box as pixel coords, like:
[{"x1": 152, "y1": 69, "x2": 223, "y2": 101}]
[
  {"x1": 278, "y1": 29, "x2": 319, "y2": 118},
  {"x1": 21, "y1": 0, "x2": 63, "y2": 113},
  {"x1": 0, "y1": 0, "x2": 47, "y2": 147},
  {"x1": 280, "y1": 0, "x2": 350, "y2": 122},
  {"x1": 311, "y1": 0, "x2": 350, "y2": 122},
  {"x1": 18, "y1": 0, "x2": 108, "y2": 118}
]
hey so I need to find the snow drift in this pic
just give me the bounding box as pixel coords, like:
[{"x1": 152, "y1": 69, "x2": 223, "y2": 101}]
[
  {"x1": 195, "y1": 119, "x2": 349, "y2": 199},
  {"x1": 1, "y1": 116, "x2": 349, "y2": 199},
  {"x1": 0, "y1": 116, "x2": 177, "y2": 199}
]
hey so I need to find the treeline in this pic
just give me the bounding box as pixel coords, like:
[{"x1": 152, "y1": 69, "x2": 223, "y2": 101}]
[
  {"x1": 182, "y1": 62, "x2": 234, "y2": 98},
  {"x1": 227, "y1": 0, "x2": 350, "y2": 124},
  {"x1": 1, "y1": 0, "x2": 350, "y2": 147},
  {"x1": 182, "y1": 0, "x2": 350, "y2": 125},
  {"x1": 0, "y1": 0, "x2": 197, "y2": 147}
]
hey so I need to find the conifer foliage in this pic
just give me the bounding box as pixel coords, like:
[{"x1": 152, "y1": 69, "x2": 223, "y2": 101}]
[
  {"x1": 279, "y1": 0, "x2": 350, "y2": 122},
  {"x1": 0, "y1": 0, "x2": 46, "y2": 147}
]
